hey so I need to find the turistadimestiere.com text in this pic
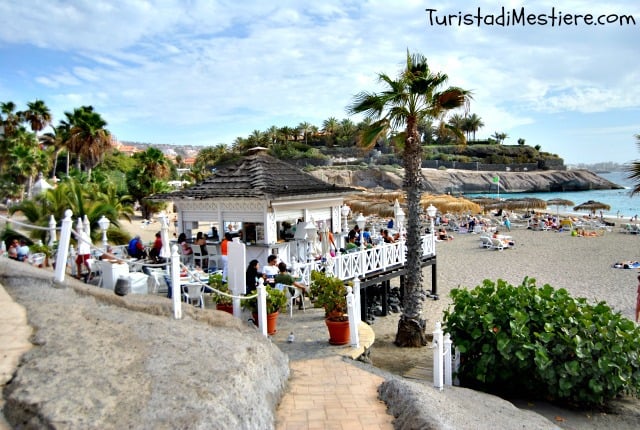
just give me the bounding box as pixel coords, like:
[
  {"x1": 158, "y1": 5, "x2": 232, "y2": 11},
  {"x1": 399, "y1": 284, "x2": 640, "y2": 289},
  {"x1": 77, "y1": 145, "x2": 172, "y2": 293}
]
[{"x1": 426, "y1": 7, "x2": 637, "y2": 27}]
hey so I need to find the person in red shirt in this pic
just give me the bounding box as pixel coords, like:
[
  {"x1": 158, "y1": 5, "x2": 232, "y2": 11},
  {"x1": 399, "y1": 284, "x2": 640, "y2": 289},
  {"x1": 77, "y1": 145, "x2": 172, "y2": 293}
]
[
  {"x1": 149, "y1": 231, "x2": 162, "y2": 260},
  {"x1": 220, "y1": 232, "x2": 231, "y2": 282}
]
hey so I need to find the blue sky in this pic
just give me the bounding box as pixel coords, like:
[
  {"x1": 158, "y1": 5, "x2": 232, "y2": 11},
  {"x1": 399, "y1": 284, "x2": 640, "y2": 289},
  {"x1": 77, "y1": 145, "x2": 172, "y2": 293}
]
[{"x1": 1, "y1": 1, "x2": 639, "y2": 164}]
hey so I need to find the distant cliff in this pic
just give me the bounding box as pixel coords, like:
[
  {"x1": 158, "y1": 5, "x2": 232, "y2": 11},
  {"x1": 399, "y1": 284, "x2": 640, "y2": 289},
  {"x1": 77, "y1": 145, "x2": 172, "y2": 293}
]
[{"x1": 309, "y1": 167, "x2": 623, "y2": 194}]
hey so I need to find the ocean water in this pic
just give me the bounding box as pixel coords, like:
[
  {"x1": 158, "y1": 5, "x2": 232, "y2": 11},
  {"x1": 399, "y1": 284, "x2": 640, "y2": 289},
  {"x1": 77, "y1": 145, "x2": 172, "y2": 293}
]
[{"x1": 464, "y1": 171, "x2": 640, "y2": 219}]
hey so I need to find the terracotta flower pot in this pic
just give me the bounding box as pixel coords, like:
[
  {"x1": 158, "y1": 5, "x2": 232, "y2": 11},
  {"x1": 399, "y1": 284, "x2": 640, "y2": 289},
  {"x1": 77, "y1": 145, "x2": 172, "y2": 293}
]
[
  {"x1": 216, "y1": 303, "x2": 234, "y2": 314},
  {"x1": 325, "y1": 317, "x2": 350, "y2": 345},
  {"x1": 252, "y1": 311, "x2": 279, "y2": 335}
]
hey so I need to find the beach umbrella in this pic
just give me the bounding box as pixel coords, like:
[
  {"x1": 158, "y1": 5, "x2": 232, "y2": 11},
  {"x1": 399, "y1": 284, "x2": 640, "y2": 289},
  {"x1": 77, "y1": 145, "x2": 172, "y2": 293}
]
[
  {"x1": 485, "y1": 197, "x2": 547, "y2": 212},
  {"x1": 439, "y1": 200, "x2": 482, "y2": 214},
  {"x1": 573, "y1": 200, "x2": 611, "y2": 215},
  {"x1": 547, "y1": 198, "x2": 575, "y2": 217}
]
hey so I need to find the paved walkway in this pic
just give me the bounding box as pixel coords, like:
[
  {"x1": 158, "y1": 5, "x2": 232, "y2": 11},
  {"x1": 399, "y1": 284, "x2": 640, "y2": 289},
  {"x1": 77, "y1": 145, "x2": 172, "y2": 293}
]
[{"x1": 0, "y1": 281, "x2": 395, "y2": 429}]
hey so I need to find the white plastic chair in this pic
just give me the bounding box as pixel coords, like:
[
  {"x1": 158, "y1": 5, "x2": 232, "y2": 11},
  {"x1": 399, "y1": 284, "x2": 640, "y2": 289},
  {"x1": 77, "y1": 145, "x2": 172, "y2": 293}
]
[
  {"x1": 280, "y1": 283, "x2": 306, "y2": 318},
  {"x1": 147, "y1": 268, "x2": 169, "y2": 294},
  {"x1": 183, "y1": 282, "x2": 205, "y2": 308},
  {"x1": 191, "y1": 244, "x2": 210, "y2": 270},
  {"x1": 30, "y1": 252, "x2": 46, "y2": 266}
]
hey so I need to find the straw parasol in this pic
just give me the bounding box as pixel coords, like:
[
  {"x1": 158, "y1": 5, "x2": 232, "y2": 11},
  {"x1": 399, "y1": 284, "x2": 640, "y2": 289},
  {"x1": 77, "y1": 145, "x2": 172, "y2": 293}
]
[
  {"x1": 547, "y1": 198, "x2": 575, "y2": 217},
  {"x1": 573, "y1": 200, "x2": 611, "y2": 215},
  {"x1": 485, "y1": 197, "x2": 547, "y2": 212}
]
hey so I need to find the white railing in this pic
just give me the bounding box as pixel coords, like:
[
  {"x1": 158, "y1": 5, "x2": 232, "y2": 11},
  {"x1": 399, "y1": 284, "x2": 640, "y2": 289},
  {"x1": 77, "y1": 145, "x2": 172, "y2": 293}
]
[{"x1": 294, "y1": 234, "x2": 435, "y2": 285}]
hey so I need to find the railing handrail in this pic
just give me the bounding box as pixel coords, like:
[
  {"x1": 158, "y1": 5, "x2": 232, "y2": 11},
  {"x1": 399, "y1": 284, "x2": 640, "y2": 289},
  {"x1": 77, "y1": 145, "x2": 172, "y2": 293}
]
[{"x1": 293, "y1": 234, "x2": 435, "y2": 285}]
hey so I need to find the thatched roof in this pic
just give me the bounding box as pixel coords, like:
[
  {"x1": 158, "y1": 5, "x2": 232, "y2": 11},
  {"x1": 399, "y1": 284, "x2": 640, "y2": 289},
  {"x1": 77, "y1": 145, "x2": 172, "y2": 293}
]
[{"x1": 150, "y1": 150, "x2": 358, "y2": 201}]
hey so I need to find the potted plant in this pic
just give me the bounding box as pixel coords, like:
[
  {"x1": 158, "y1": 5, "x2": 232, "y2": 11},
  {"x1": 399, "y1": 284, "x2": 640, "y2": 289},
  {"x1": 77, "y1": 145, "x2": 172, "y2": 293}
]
[
  {"x1": 310, "y1": 270, "x2": 350, "y2": 345},
  {"x1": 242, "y1": 285, "x2": 288, "y2": 335},
  {"x1": 209, "y1": 273, "x2": 233, "y2": 314}
]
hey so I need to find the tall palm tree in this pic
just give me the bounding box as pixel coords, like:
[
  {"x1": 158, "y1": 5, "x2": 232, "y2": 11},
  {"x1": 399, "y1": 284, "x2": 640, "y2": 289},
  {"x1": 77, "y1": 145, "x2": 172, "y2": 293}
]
[
  {"x1": 322, "y1": 117, "x2": 339, "y2": 147},
  {"x1": 64, "y1": 106, "x2": 111, "y2": 178},
  {"x1": 626, "y1": 134, "x2": 640, "y2": 195},
  {"x1": 0, "y1": 101, "x2": 20, "y2": 137},
  {"x1": 40, "y1": 125, "x2": 68, "y2": 179},
  {"x1": 447, "y1": 113, "x2": 466, "y2": 139},
  {"x1": 22, "y1": 99, "x2": 52, "y2": 134},
  {"x1": 348, "y1": 51, "x2": 471, "y2": 347},
  {"x1": 465, "y1": 113, "x2": 484, "y2": 141},
  {"x1": 297, "y1": 121, "x2": 313, "y2": 145}
]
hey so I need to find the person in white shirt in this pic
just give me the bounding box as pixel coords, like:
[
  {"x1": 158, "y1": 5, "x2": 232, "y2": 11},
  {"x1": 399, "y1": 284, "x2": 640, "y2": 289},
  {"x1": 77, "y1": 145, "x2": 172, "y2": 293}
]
[{"x1": 262, "y1": 254, "x2": 279, "y2": 287}]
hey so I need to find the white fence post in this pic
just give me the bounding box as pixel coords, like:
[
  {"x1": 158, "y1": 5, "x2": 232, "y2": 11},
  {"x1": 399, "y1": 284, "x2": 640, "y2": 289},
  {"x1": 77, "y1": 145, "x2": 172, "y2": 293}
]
[
  {"x1": 48, "y1": 215, "x2": 57, "y2": 247},
  {"x1": 444, "y1": 333, "x2": 453, "y2": 386},
  {"x1": 54, "y1": 209, "x2": 73, "y2": 283},
  {"x1": 346, "y1": 286, "x2": 359, "y2": 347},
  {"x1": 433, "y1": 322, "x2": 444, "y2": 390},
  {"x1": 353, "y1": 278, "x2": 361, "y2": 324},
  {"x1": 433, "y1": 322, "x2": 455, "y2": 390},
  {"x1": 170, "y1": 244, "x2": 182, "y2": 319},
  {"x1": 257, "y1": 279, "x2": 267, "y2": 337}
]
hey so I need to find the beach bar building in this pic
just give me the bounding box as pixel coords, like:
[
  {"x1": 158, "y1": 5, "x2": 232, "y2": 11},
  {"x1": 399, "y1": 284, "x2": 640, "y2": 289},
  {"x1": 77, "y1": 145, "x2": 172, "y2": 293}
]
[
  {"x1": 152, "y1": 148, "x2": 357, "y2": 264},
  {"x1": 150, "y1": 148, "x2": 438, "y2": 320}
]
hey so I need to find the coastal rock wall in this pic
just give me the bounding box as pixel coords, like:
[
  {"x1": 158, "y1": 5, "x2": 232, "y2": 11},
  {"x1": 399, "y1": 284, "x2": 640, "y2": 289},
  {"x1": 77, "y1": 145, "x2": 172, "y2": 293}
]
[{"x1": 310, "y1": 167, "x2": 621, "y2": 194}]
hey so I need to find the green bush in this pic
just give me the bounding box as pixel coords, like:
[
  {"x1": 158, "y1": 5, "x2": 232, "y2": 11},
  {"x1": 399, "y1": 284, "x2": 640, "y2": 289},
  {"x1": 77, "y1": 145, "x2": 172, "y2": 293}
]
[{"x1": 443, "y1": 277, "x2": 640, "y2": 407}]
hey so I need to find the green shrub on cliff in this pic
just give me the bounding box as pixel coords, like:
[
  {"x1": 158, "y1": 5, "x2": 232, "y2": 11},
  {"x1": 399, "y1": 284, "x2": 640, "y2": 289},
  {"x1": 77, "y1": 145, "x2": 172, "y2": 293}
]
[{"x1": 443, "y1": 277, "x2": 640, "y2": 407}]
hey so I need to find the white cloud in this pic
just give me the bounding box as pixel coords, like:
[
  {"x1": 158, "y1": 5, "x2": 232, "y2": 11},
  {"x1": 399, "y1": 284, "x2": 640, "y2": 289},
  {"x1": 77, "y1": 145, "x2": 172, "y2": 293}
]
[{"x1": 0, "y1": 0, "x2": 638, "y2": 161}]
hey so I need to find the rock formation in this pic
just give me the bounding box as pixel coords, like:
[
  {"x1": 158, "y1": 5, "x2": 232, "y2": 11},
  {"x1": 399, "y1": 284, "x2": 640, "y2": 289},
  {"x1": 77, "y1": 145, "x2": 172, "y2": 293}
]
[{"x1": 310, "y1": 167, "x2": 622, "y2": 194}]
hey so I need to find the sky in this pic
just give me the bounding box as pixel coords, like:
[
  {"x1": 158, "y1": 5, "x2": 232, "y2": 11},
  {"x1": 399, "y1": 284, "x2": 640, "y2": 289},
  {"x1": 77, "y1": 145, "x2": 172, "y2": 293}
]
[{"x1": 1, "y1": 0, "x2": 639, "y2": 165}]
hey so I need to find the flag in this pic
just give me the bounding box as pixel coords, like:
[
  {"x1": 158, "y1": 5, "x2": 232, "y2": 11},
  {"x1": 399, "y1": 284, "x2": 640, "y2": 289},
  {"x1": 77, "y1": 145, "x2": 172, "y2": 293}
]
[{"x1": 492, "y1": 176, "x2": 500, "y2": 183}]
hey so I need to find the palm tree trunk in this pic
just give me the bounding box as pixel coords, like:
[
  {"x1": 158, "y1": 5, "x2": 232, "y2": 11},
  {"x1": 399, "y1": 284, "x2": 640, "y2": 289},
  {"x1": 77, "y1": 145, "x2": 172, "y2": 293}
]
[{"x1": 395, "y1": 122, "x2": 429, "y2": 347}]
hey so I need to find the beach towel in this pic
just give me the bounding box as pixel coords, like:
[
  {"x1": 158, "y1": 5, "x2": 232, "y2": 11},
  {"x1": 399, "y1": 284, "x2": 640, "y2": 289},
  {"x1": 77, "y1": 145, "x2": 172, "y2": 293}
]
[{"x1": 612, "y1": 261, "x2": 640, "y2": 269}]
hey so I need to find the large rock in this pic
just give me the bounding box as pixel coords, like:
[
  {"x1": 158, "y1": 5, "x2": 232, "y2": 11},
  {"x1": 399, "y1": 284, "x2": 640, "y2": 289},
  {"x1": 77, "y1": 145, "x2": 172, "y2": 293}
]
[
  {"x1": 310, "y1": 167, "x2": 621, "y2": 194},
  {"x1": 0, "y1": 260, "x2": 289, "y2": 429}
]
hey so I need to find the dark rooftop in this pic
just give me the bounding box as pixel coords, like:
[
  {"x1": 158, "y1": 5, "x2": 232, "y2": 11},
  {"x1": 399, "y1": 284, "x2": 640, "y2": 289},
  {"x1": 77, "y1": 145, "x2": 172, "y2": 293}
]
[{"x1": 151, "y1": 150, "x2": 358, "y2": 201}]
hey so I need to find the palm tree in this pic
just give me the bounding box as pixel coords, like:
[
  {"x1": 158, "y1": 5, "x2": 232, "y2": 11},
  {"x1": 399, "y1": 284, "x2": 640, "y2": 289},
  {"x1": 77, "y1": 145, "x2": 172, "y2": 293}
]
[
  {"x1": 297, "y1": 121, "x2": 313, "y2": 145},
  {"x1": 22, "y1": 99, "x2": 52, "y2": 134},
  {"x1": 447, "y1": 113, "x2": 466, "y2": 139},
  {"x1": 465, "y1": 113, "x2": 484, "y2": 141},
  {"x1": 322, "y1": 117, "x2": 339, "y2": 147},
  {"x1": 626, "y1": 134, "x2": 640, "y2": 195},
  {"x1": 491, "y1": 131, "x2": 508, "y2": 144},
  {"x1": 0, "y1": 101, "x2": 20, "y2": 137},
  {"x1": 64, "y1": 106, "x2": 111, "y2": 178},
  {"x1": 348, "y1": 51, "x2": 471, "y2": 347},
  {"x1": 7, "y1": 127, "x2": 49, "y2": 199}
]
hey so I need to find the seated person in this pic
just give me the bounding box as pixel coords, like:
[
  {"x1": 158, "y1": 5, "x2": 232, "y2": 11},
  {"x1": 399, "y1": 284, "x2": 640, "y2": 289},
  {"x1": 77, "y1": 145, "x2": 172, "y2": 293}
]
[
  {"x1": 149, "y1": 231, "x2": 163, "y2": 260},
  {"x1": 344, "y1": 235, "x2": 359, "y2": 252},
  {"x1": 274, "y1": 262, "x2": 307, "y2": 309},
  {"x1": 263, "y1": 254, "x2": 279, "y2": 286},
  {"x1": 381, "y1": 229, "x2": 395, "y2": 243},
  {"x1": 7, "y1": 239, "x2": 19, "y2": 260},
  {"x1": 437, "y1": 227, "x2": 450, "y2": 241},
  {"x1": 177, "y1": 232, "x2": 193, "y2": 256},
  {"x1": 127, "y1": 235, "x2": 146, "y2": 259},
  {"x1": 17, "y1": 239, "x2": 30, "y2": 262},
  {"x1": 245, "y1": 259, "x2": 265, "y2": 295}
]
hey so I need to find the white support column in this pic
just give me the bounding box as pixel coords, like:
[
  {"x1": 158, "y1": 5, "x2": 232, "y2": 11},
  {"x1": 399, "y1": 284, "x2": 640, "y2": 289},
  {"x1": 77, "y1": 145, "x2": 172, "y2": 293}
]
[
  {"x1": 346, "y1": 286, "x2": 359, "y2": 348},
  {"x1": 54, "y1": 210, "x2": 73, "y2": 283},
  {"x1": 170, "y1": 244, "x2": 182, "y2": 319}
]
